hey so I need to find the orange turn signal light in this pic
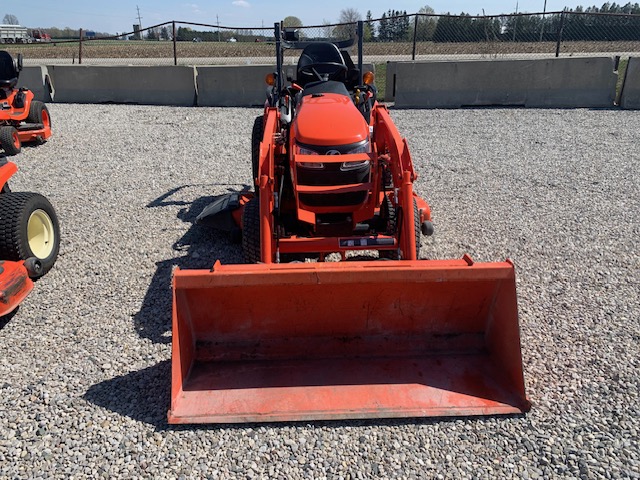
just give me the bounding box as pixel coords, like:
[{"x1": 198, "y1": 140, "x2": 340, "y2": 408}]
[
  {"x1": 363, "y1": 71, "x2": 375, "y2": 85},
  {"x1": 265, "y1": 73, "x2": 276, "y2": 86}
]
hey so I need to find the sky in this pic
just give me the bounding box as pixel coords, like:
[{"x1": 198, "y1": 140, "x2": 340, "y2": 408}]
[{"x1": 8, "y1": 1, "x2": 594, "y2": 33}]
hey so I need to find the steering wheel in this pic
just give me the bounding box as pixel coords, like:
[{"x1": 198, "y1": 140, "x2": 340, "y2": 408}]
[{"x1": 298, "y1": 62, "x2": 348, "y2": 82}]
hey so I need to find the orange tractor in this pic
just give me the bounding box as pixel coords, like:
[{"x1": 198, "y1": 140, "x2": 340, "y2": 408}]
[
  {"x1": 0, "y1": 51, "x2": 52, "y2": 156},
  {"x1": 170, "y1": 23, "x2": 530, "y2": 423},
  {"x1": 0, "y1": 159, "x2": 60, "y2": 317}
]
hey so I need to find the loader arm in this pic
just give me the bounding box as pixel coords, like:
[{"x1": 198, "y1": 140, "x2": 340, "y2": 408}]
[
  {"x1": 374, "y1": 106, "x2": 421, "y2": 260},
  {"x1": 256, "y1": 107, "x2": 280, "y2": 263}
]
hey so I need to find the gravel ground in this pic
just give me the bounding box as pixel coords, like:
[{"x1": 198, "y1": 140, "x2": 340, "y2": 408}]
[{"x1": 1, "y1": 104, "x2": 638, "y2": 479}]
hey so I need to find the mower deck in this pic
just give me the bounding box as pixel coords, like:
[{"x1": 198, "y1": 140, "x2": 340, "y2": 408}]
[
  {"x1": 17, "y1": 122, "x2": 50, "y2": 143},
  {"x1": 0, "y1": 260, "x2": 33, "y2": 317}
]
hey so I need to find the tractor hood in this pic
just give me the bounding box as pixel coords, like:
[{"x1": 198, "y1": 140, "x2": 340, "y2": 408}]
[{"x1": 294, "y1": 93, "x2": 368, "y2": 147}]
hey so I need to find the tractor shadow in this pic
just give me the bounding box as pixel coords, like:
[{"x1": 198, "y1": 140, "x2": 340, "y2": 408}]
[
  {"x1": 132, "y1": 184, "x2": 248, "y2": 345},
  {"x1": 0, "y1": 308, "x2": 19, "y2": 330},
  {"x1": 84, "y1": 185, "x2": 250, "y2": 428},
  {"x1": 84, "y1": 360, "x2": 173, "y2": 428}
]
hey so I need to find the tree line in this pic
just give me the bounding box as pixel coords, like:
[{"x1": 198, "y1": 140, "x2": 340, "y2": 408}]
[{"x1": 362, "y1": 3, "x2": 640, "y2": 43}]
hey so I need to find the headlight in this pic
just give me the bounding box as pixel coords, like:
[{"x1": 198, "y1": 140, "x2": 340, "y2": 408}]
[
  {"x1": 298, "y1": 146, "x2": 319, "y2": 155},
  {"x1": 297, "y1": 140, "x2": 370, "y2": 172},
  {"x1": 340, "y1": 160, "x2": 370, "y2": 171},
  {"x1": 298, "y1": 145, "x2": 323, "y2": 169},
  {"x1": 344, "y1": 140, "x2": 370, "y2": 154},
  {"x1": 299, "y1": 162, "x2": 325, "y2": 169}
]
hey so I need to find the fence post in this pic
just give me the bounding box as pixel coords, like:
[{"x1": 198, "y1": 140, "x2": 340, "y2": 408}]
[
  {"x1": 172, "y1": 21, "x2": 177, "y2": 65},
  {"x1": 275, "y1": 23, "x2": 282, "y2": 94},
  {"x1": 555, "y1": 10, "x2": 566, "y2": 57},
  {"x1": 79, "y1": 28, "x2": 83, "y2": 65},
  {"x1": 412, "y1": 15, "x2": 418, "y2": 61},
  {"x1": 357, "y1": 21, "x2": 363, "y2": 85}
]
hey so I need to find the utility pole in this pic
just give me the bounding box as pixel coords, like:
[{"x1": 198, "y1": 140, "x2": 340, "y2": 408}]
[
  {"x1": 136, "y1": 5, "x2": 143, "y2": 40},
  {"x1": 539, "y1": 0, "x2": 548, "y2": 42},
  {"x1": 512, "y1": 1, "x2": 519, "y2": 42}
]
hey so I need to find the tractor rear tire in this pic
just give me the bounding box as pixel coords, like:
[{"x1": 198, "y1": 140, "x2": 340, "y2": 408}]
[
  {"x1": 0, "y1": 192, "x2": 60, "y2": 276},
  {"x1": 241, "y1": 197, "x2": 261, "y2": 264},
  {"x1": 0, "y1": 126, "x2": 21, "y2": 156},
  {"x1": 27, "y1": 101, "x2": 52, "y2": 131},
  {"x1": 251, "y1": 116, "x2": 263, "y2": 190}
]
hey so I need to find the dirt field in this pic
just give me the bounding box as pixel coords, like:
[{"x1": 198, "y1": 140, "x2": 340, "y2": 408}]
[{"x1": 4, "y1": 39, "x2": 640, "y2": 62}]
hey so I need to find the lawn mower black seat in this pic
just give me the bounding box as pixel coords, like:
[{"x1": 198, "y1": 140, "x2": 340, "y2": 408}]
[
  {"x1": 0, "y1": 51, "x2": 19, "y2": 89},
  {"x1": 296, "y1": 42, "x2": 347, "y2": 87}
]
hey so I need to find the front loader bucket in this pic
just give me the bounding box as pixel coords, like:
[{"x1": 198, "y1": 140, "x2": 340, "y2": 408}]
[{"x1": 169, "y1": 257, "x2": 530, "y2": 424}]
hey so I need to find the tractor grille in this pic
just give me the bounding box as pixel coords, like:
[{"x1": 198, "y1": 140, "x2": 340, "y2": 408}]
[
  {"x1": 299, "y1": 191, "x2": 368, "y2": 207},
  {"x1": 296, "y1": 162, "x2": 370, "y2": 187}
]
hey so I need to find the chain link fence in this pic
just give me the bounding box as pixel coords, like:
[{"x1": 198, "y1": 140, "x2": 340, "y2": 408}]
[
  {"x1": 363, "y1": 11, "x2": 640, "y2": 61},
  {"x1": 3, "y1": 12, "x2": 639, "y2": 66}
]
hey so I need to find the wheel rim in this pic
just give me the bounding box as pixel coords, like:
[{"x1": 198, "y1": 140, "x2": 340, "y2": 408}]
[
  {"x1": 41, "y1": 108, "x2": 50, "y2": 128},
  {"x1": 12, "y1": 131, "x2": 20, "y2": 149},
  {"x1": 27, "y1": 209, "x2": 55, "y2": 259}
]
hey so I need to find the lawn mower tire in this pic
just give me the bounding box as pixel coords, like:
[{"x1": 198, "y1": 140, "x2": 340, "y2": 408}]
[
  {"x1": 0, "y1": 192, "x2": 60, "y2": 276},
  {"x1": 0, "y1": 126, "x2": 21, "y2": 156}
]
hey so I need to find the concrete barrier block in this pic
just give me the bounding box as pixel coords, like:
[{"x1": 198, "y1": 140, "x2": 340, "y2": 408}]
[
  {"x1": 620, "y1": 57, "x2": 640, "y2": 110},
  {"x1": 197, "y1": 65, "x2": 273, "y2": 107},
  {"x1": 526, "y1": 57, "x2": 617, "y2": 107},
  {"x1": 197, "y1": 64, "x2": 376, "y2": 107},
  {"x1": 394, "y1": 57, "x2": 617, "y2": 109},
  {"x1": 385, "y1": 62, "x2": 397, "y2": 102},
  {"x1": 47, "y1": 66, "x2": 197, "y2": 106},
  {"x1": 17, "y1": 66, "x2": 53, "y2": 102}
]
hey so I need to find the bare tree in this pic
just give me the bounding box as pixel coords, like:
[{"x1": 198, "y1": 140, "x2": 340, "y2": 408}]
[
  {"x1": 334, "y1": 8, "x2": 361, "y2": 39},
  {"x1": 338, "y1": 8, "x2": 361, "y2": 24},
  {"x1": 3, "y1": 14, "x2": 19, "y2": 25}
]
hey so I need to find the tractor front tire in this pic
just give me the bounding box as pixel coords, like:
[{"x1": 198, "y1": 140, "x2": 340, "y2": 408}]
[
  {"x1": 0, "y1": 126, "x2": 21, "y2": 156},
  {"x1": 0, "y1": 192, "x2": 60, "y2": 276},
  {"x1": 241, "y1": 197, "x2": 261, "y2": 264},
  {"x1": 380, "y1": 198, "x2": 421, "y2": 260},
  {"x1": 251, "y1": 116, "x2": 263, "y2": 190}
]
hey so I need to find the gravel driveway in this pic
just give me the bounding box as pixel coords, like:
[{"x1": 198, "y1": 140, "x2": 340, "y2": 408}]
[{"x1": 1, "y1": 104, "x2": 638, "y2": 479}]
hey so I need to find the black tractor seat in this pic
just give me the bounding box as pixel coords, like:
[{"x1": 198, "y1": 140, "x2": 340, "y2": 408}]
[{"x1": 296, "y1": 42, "x2": 348, "y2": 87}]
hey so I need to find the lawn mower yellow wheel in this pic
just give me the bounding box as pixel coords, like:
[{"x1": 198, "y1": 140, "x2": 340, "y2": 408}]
[{"x1": 27, "y1": 209, "x2": 56, "y2": 259}]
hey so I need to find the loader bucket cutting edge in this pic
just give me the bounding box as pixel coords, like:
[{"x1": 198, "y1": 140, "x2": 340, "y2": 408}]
[{"x1": 169, "y1": 259, "x2": 530, "y2": 424}]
